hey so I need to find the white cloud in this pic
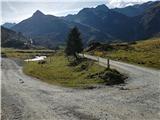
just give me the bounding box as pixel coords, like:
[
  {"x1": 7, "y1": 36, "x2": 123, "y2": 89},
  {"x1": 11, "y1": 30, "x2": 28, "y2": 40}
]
[{"x1": 105, "y1": 0, "x2": 159, "y2": 8}]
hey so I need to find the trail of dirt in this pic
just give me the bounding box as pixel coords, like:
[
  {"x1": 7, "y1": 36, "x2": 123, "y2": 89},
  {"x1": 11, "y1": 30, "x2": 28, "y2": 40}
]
[{"x1": 1, "y1": 57, "x2": 160, "y2": 120}]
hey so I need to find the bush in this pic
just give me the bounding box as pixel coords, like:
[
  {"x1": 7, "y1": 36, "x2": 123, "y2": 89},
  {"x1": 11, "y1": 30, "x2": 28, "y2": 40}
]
[
  {"x1": 100, "y1": 69, "x2": 126, "y2": 85},
  {"x1": 68, "y1": 58, "x2": 87, "y2": 67},
  {"x1": 68, "y1": 59, "x2": 81, "y2": 66},
  {"x1": 87, "y1": 68, "x2": 127, "y2": 85},
  {"x1": 80, "y1": 63, "x2": 89, "y2": 70},
  {"x1": 38, "y1": 60, "x2": 47, "y2": 64},
  {"x1": 75, "y1": 61, "x2": 89, "y2": 71},
  {"x1": 1, "y1": 52, "x2": 7, "y2": 57}
]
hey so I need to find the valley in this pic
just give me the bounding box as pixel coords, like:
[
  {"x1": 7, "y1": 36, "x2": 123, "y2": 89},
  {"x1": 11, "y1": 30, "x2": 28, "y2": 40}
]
[{"x1": 1, "y1": 1, "x2": 160, "y2": 120}]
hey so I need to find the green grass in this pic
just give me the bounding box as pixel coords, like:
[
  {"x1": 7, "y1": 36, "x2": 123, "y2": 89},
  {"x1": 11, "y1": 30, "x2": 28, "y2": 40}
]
[
  {"x1": 90, "y1": 38, "x2": 160, "y2": 69},
  {"x1": 107, "y1": 49, "x2": 160, "y2": 69},
  {"x1": 23, "y1": 53, "x2": 106, "y2": 88},
  {"x1": 2, "y1": 48, "x2": 125, "y2": 88},
  {"x1": 1, "y1": 48, "x2": 55, "y2": 59}
]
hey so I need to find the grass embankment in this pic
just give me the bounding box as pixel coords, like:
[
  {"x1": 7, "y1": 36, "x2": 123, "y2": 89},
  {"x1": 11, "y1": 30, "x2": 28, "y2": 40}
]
[
  {"x1": 90, "y1": 38, "x2": 160, "y2": 69},
  {"x1": 23, "y1": 53, "x2": 125, "y2": 88}
]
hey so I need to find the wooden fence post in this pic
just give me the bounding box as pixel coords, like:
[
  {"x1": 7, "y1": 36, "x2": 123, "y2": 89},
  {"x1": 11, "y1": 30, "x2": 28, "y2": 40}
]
[
  {"x1": 107, "y1": 58, "x2": 110, "y2": 69},
  {"x1": 27, "y1": 55, "x2": 29, "y2": 63}
]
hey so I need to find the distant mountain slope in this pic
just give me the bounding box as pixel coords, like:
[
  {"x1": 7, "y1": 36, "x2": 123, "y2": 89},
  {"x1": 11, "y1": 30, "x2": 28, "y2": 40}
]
[
  {"x1": 11, "y1": 1, "x2": 160, "y2": 48},
  {"x1": 64, "y1": 4, "x2": 137, "y2": 41},
  {"x1": 12, "y1": 10, "x2": 111, "y2": 47},
  {"x1": 139, "y1": 2, "x2": 160, "y2": 38},
  {"x1": 113, "y1": 1, "x2": 160, "y2": 17},
  {"x1": 64, "y1": 2, "x2": 160, "y2": 41},
  {"x1": 2, "y1": 22, "x2": 16, "y2": 29},
  {"x1": 1, "y1": 26, "x2": 28, "y2": 48},
  {"x1": 12, "y1": 10, "x2": 70, "y2": 41}
]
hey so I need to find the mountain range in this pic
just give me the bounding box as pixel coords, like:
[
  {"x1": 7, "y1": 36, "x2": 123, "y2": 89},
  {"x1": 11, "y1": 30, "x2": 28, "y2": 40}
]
[
  {"x1": 113, "y1": 1, "x2": 160, "y2": 17},
  {"x1": 11, "y1": 10, "x2": 110, "y2": 47},
  {"x1": 2, "y1": 22, "x2": 16, "y2": 29},
  {"x1": 3, "y1": 1, "x2": 160, "y2": 47},
  {"x1": 64, "y1": 4, "x2": 136, "y2": 40}
]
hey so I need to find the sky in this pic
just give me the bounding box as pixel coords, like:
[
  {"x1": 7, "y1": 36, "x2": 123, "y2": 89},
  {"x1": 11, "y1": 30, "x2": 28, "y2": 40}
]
[{"x1": 1, "y1": 0, "x2": 159, "y2": 24}]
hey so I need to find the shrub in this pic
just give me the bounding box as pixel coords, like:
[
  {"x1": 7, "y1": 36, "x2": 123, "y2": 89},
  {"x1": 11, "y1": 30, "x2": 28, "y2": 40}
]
[
  {"x1": 1, "y1": 52, "x2": 7, "y2": 57},
  {"x1": 75, "y1": 61, "x2": 89, "y2": 71},
  {"x1": 38, "y1": 60, "x2": 47, "y2": 64},
  {"x1": 87, "y1": 68, "x2": 127, "y2": 85}
]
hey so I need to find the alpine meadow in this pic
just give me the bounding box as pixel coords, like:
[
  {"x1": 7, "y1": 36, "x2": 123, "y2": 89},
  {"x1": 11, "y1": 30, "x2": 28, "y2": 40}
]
[{"x1": 1, "y1": 0, "x2": 160, "y2": 120}]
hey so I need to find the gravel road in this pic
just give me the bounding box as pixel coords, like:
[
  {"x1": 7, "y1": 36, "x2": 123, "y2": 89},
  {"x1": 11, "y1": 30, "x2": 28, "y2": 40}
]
[{"x1": 1, "y1": 56, "x2": 160, "y2": 120}]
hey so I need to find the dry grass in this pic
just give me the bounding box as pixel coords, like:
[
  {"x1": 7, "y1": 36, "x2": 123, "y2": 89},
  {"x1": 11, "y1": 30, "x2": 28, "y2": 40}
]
[{"x1": 90, "y1": 38, "x2": 160, "y2": 69}]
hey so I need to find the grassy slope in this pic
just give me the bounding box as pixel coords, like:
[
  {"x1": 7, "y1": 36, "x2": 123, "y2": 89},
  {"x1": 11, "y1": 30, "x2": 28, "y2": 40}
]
[
  {"x1": 92, "y1": 38, "x2": 160, "y2": 69},
  {"x1": 23, "y1": 53, "x2": 106, "y2": 88}
]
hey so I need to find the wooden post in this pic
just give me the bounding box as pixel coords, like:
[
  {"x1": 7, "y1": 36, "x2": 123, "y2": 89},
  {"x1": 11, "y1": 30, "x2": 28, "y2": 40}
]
[
  {"x1": 107, "y1": 58, "x2": 110, "y2": 69},
  {"x1": 27, "y1": 55, "x2": 29, "y2": 63},
  {"x1": 98, "y1": 57, "x2": 100, "y2": 65}
]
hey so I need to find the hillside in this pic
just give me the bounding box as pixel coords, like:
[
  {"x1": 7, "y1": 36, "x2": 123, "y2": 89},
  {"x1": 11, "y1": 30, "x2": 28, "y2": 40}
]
[
  {"x1": 139, "y1": 2, "x2": 160, "y2": 38},
  {"x1": 113, "y1": 1, "x2": 160, "y2": 17},
  {"x1": 64, "y1": 2, "x2": 160, "y2": 41},
  {"x1": 87, "y1": 37, "x2": 160, "y2": 69},
  {"x1": 1, "y1": 26, "x2": 28, "y2": 48},
  {"x1": 64, "y1": 4, "x2": 137, "y2": 41},
  {"x1": 2, "y1": 22, "x2": 16, "y2": 29},
  {"x1": 11, "y1": 10, "x2": 111, "y2": 47}
]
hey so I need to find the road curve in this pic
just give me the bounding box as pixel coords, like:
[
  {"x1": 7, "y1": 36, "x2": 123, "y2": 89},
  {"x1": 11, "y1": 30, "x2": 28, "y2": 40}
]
[{"x1": 2, "y1": 57, "x2": 160, "y2": 120}]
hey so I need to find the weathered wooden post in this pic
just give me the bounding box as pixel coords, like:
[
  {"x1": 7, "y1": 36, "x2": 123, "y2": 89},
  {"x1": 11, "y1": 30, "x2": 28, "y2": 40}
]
[
  {"x1": 27, "y1": 55, "x2": 29, "y2": 63},
  {"x1": 98, "y1": 57, "x2": 99, "y2": 64},
  {"x1": 107, "y1": 58, "x2": 110, "y2": 69}
]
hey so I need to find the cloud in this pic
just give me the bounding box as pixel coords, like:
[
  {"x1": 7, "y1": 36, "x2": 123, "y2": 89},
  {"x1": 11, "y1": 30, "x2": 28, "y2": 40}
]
[
  {"x1": 1, "y1": 0, "x2": 158, "y2": 2},
  {"x1": 105, "y1": 0, "x2": 158, "y2": 8}
]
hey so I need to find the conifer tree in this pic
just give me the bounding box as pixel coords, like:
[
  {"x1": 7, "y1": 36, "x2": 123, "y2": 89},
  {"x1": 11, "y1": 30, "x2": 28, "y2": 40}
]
[{"x1": 65, "y1": 27, "x2": 83, "y2": 60}]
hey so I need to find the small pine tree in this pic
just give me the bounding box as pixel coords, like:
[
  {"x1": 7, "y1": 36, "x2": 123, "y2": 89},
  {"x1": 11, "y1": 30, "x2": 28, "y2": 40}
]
[{"x1": 65, "y1": 27, "x2": 83, "y2": 60}]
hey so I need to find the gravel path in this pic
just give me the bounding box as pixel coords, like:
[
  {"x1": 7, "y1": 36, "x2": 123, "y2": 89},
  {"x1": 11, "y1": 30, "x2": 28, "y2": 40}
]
[{"x1": 1, "y1": 57, "x2": 160, "y2": 120}]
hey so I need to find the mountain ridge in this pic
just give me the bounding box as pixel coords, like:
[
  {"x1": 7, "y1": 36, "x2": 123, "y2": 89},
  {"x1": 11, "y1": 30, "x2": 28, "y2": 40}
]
[
  {"x1": 12, "y1": 11, "x2": 112, "y2": 47},
  {"x1": 113, "y1": 1, "x2": 160, "y2": 17},
  {"x1": 2, "y1": 22, "x2": 16, "y2": 29},
  {"x1": 10, "y1": 1, "x2": 160, "y2": 47},
  {"x1": 1, "y1": 26, "x2": 29, "y2": 48}
]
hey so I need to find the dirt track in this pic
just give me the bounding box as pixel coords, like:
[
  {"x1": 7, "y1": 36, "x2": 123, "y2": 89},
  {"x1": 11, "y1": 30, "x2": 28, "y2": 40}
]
[{"x1": 1, "y1": 57, "x2": 160, "y2": 120}]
